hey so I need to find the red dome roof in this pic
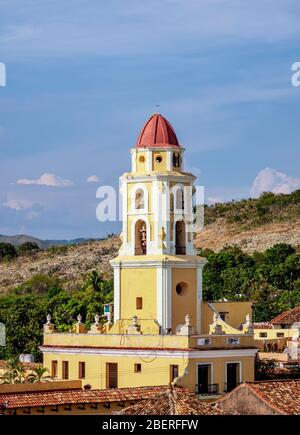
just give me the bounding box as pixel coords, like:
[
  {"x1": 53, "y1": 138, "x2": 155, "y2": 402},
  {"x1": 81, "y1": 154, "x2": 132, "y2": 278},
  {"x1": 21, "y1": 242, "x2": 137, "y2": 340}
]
[{"x1": 136, "y1": 114, "x2": 181, "y2": 148}]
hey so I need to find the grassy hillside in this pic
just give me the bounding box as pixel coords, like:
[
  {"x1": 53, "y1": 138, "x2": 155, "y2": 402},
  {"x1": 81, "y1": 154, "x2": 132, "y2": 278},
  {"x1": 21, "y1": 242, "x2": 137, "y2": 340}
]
[
  {"x1": 196, "y1": 190, "x2": 300, "y2": 253},
  {"x1": 204, "y1": 190, "x2": 300, "y2": 229},
  {"x1": 0, "y1": 237, "x2": 120, "y2": 293}
]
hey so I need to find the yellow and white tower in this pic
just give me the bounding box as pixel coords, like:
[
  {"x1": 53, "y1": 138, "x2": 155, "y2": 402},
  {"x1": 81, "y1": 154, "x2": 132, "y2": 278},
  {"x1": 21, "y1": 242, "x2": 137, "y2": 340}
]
[
  {"x1": 41, "y1": 113, "x2": 257, "y2": 393},
  {"x1": 111, "y1": 114, "x2": 206, "y2": 334}
]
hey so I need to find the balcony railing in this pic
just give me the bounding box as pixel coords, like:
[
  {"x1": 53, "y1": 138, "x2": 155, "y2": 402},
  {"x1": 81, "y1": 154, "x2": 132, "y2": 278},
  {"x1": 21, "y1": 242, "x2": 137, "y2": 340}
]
[
  {"x1": 195, "y1": 383, "x2": 219, "y2": 396},
  {"x1": 175, "y1": 246, "x2": 186, "y2": 255}
]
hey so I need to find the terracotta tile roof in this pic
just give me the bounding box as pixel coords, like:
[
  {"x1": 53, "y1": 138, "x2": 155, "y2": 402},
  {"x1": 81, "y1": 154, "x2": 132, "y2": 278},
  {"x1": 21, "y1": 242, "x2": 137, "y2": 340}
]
[
  {"x1": 0, "y1": 385, "x2": 179, "y2": 410},
  {"x1": 118, "y1": 386, "x2": 225, "y2": 415},
  {"x1": 271, "y1": 306, "x2": 300, "y2": 325},
  {"x1": 218, "y1": 380, "x2": 300, "y2": 415},
  {"x1": 0, "y1": 360, "x2": 38, "y2": 370},
  {"x1": 253, "y1": 322, "x2": 274, "y2": 329}
]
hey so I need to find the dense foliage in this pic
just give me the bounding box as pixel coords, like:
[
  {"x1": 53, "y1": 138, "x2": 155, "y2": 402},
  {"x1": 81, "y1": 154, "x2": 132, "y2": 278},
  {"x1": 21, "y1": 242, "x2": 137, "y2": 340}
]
[
  {"x1": 0, "y1": 241, "x2": 40, "y2": 262},
  {"x1": 0, "y1": 271, "x2": 113, "y2": 361},
  {"x1": 0, "y1": 242, "x2": 17, "y2": 262},
  {"x1": 0, "y1": 242, "x2": 299, "y2": 361},
  {"x1": 200, "y1": 243, "x2": 300, "y2": 322}
]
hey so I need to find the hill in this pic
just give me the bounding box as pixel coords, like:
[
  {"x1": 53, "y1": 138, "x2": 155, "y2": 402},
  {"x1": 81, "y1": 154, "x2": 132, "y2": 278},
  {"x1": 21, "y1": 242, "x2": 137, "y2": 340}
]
[
  {"x1": 196, "y1": 190, "x2": 300, "y2": 253},
  {"x1": 0, "y1": 190, "x2": 299, "y2": 292},
  {"x1": 0, "y1": 234, "x2": 103, "y2": 249},
  {"x1": 0, "y1": 237, "x2": 120, "y2": 293}
]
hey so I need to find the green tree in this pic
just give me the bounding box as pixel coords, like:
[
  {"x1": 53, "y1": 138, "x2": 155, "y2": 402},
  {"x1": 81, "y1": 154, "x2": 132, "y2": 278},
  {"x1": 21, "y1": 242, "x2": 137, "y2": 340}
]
[
  {"x1": 0, "y1": 358, "x2": 26, "y2": 384},
  {"x1": 265, "y1": 243, "x2": 296, "y2": 265},
  {"x1": 85, "y1": 270, "x2": 104, "y2": 292},
  {"x1": 14, "y1": 274, "x2": 60, "y2": 295},
  {"x1": 17, "y1": 242, "x2": 40, "y2": 255},
  {"x1": 0, "y1": 243, "x2": 17, "y2": 262},
  {"x1": 26, "y1": 365, "x2": 52, "y2": 383}
]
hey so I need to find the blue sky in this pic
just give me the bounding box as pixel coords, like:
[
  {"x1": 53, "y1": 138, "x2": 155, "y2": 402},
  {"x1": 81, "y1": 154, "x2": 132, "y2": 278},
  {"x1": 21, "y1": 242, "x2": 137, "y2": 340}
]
[{"x1": 0, "y1": 0, "x2": 300, "y2": 239}]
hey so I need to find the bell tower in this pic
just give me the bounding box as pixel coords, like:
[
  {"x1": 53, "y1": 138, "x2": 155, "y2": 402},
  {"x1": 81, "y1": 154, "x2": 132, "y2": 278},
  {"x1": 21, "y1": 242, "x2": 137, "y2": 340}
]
[{"x1": 111, "y1": 114, "x2": 206, "y2": 334}]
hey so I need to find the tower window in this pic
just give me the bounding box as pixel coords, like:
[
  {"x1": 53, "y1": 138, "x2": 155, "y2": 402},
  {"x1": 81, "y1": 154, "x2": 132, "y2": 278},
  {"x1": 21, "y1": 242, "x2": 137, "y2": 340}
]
[
  {"x1": 136, "y1": 297, "x2": 143, "y2": 310},
  {"x1": 135, "y1": 188, "x2": 145, "y2": 210},
  {"x1": 135, "y1": 219, "x2": 147, "y2": 255},
  {"x1": 176, "y1": 282, "x2": 187, "y2": 296},
  {"x1": 175, "y1": 220, "x2": 186, "y2": 254},
  {"x1": 134, "y1": 363, "x2": 142, "y2": 373},
  {"x1": 176, "y1": 284, "x2": 183, "y2": 295},
  {"x1": 173, "y1": 153, "x2": 181, "y2": 168},
  {"x1": 155, "y1": 156, "x2": 162, "y2": 164},
  {"x1": 176, "y1": 188, "x2": 184, "y2": 210},
  {"x1": 139, "y1": 155, "x2": 145, "y2": 163}
]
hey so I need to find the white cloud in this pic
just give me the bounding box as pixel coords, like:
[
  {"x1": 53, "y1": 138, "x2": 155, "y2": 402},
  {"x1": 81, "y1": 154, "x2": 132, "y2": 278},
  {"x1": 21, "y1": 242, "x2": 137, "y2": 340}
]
[
  {"x1": 3, "y1": 199, "x2": 34, "y2": 210},
  {"x1": 16, "y1": 172, "x2": 73, "y2": 187},
  {"x1": 86, "y1": 175, "x2": 100, "y2": 183},
  {"x1": 250, "y1": 168, "x2": 300, "y2": 197}
]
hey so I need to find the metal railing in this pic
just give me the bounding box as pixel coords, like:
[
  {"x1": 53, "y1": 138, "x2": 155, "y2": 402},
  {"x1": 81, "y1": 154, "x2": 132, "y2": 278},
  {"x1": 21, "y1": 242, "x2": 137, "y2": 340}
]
[{"x1": 195, "y1": 383, "x2": 219, "y2": 396}]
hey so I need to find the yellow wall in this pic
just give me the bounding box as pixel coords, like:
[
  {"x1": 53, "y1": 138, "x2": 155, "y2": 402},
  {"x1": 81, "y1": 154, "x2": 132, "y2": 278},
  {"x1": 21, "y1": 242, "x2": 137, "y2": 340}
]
[
  {"x1": 201, "y1": 301, "x2": 253, "y2": 334},
  {"x1": 254, "y1": 328, "x2": 298, "y2": 340},
  {"x1": 135, "y1": 151, "x2": 147, "y2": 174},
  {"x1": 120, "y1": 268, "x2": 157, "y2": 320},
  {"x1": 152, "y1": 151, "x2": 168, "y2": 172},
  {"x1": 42, "y1": 351, "x2": 255, "y2": 395},
  {"x1": 172, "y1": 268, "x2": 197, "y2": 331},
  {"x1": 183, "y1": 356, "x2": 255, "y2": 393},
  {"x1": 43, "y1": 353, "x2": 188, "y2": 390}
]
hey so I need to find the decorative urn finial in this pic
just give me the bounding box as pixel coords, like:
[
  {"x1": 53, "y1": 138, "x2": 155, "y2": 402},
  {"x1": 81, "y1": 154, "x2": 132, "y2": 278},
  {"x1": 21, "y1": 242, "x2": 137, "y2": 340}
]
[
  {"x1": 185, "y1": 314, "x2": 191, "y2": 326},
  {"x1": 132, "y1": 315, "x2": 138, "y2": 326}
]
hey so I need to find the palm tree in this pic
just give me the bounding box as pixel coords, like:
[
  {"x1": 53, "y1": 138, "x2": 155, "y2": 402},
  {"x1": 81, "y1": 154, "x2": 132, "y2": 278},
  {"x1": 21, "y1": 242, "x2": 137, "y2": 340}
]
[
  {"x1": 26, "y1": 366, "x2": 52, "y2": 383},
  {"x1": 86, "y1": 270, "x2": 104, "y2": 292},
  {"x1": 0, "y1": 358, "x2": 26, "y2": 384}
]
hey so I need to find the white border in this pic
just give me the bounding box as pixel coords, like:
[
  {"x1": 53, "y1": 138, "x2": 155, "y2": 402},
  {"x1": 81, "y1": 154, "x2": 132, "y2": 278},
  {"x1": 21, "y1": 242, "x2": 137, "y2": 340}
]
[{"x1": 40, "y1": 347, "x2": 258, "y2": 359}]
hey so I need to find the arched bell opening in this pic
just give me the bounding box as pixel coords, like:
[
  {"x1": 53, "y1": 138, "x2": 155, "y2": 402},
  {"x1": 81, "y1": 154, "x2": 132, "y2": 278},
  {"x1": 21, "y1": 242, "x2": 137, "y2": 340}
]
[
  {"x1": 175, "y1": 220, "x2": 186, "y2": 255},
  {"x1": 176, "y1": 188, "x2": 184, "y2": 211},
  {"x1": 135, "y1": 219, "x2": 147, "y2": 255}
]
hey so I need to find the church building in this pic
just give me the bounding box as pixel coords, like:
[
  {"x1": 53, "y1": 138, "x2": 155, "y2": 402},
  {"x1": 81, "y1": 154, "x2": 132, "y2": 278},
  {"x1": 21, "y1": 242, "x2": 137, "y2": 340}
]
[{"x1": 41, "y1": 114, "x2": 258, "y2": 398}]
